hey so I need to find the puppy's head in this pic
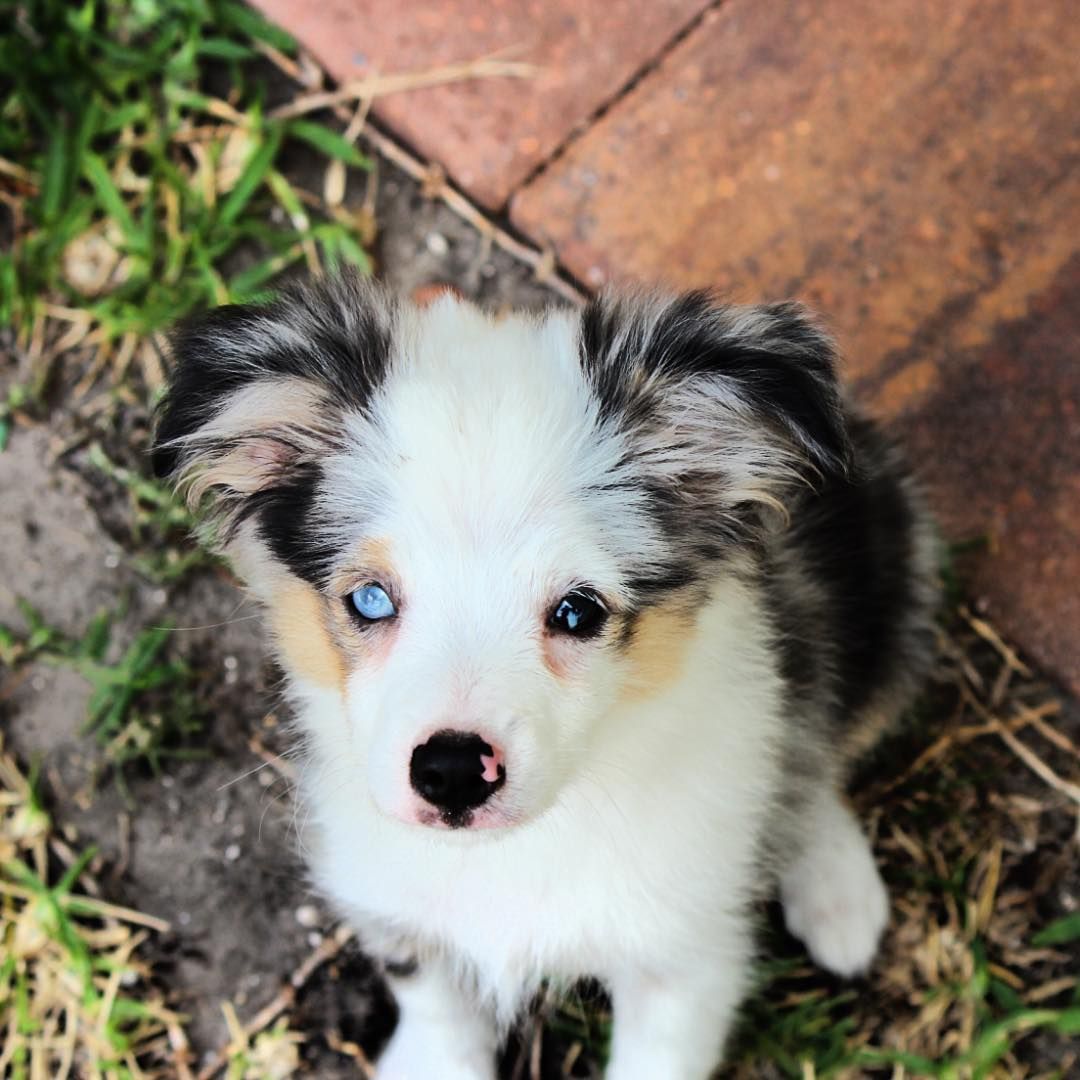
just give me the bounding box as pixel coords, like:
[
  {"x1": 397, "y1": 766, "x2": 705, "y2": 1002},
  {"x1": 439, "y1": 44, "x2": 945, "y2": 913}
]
[{"x1": 153, "y1": 276, "x2": 848, "y2": 831}]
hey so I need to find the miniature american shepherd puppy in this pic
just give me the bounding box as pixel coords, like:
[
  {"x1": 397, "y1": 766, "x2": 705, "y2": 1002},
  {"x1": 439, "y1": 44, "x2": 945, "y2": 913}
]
[{"x1": 153, "y1": 274, "x2": 938, "y2": 1078}]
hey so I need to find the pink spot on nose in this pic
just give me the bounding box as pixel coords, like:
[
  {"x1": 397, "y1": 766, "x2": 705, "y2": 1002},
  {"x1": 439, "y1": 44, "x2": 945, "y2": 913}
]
[{"x1": 479, "y1": 745, "x2": 504, "y2": 784}]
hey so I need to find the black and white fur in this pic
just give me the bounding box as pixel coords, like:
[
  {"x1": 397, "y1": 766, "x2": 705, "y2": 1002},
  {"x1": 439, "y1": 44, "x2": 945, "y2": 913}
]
[{"x1": 153, "y1": 275, "x2": 938, "y2": 1079}]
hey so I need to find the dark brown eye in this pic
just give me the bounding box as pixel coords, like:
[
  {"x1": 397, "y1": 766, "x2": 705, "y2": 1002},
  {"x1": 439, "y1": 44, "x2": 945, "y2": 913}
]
[{"x1": 548, "y1": 589, "x2": 608, "y2": 638}]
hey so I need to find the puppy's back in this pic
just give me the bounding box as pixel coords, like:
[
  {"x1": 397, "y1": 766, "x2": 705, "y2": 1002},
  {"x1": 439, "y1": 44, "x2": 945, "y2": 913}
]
[{"x1": 762, "y1": 410, "x2": 940, "y2": 763}]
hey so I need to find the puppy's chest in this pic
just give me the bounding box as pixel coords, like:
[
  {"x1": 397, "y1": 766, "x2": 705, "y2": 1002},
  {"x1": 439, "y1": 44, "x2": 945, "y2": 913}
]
[
  {"x1": 423, "y1": 855, "x2": 612, "y2": 975},
  {"x1": 359, "y1": 825, "x2": 656, "y2": 980},
  {"x1": 329, "y1": 780, "x2": 759, "y2": 983}
]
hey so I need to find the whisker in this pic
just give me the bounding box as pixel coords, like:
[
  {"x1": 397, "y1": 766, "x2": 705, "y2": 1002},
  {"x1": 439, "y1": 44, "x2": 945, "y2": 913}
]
[
  {"x1": 217, "y1": 757, "x2": 276, "y2": 791},
  {"x1": 160, "y1": 612, "x2": 264, "y2": 632}
]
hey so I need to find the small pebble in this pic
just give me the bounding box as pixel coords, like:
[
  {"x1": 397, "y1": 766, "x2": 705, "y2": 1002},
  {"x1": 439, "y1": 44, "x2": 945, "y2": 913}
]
[
  {"x1": 224, "y1": 843, "x2": 241, "y2": 862},
  {"x1": 223, "y1": 655, "x2": 238, "y2": 671},
  {"x1": 425, "y1": 232, "x2": 449, "y2": 257},
  {"x1": 151, "y1": 588, "x2": 167, "y2": 606},
  {"x1": 104, "y1": 552, "x2": 120, "y2": 569},
  {"x1": 295, "y1": 904, "x2": 320, "y2": 928},
  {"x1": 178, "y1": 911, "x2": 191, "y2": 926},
  {"x1": 307, "y1": 931, "x2": 324, "y2": 948},
  {"x1": 32, "y1": 674, "x2": 46, "y2": 692}
]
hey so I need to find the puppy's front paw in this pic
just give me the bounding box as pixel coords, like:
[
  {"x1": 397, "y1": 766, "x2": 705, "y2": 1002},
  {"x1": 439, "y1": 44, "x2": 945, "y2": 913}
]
[
  {"x1": 779, "y1": 813, "x2": 889, "y2": 978},
  {"x1": 377, "y1": 1025, "x2": 495, "y2": 1080}
]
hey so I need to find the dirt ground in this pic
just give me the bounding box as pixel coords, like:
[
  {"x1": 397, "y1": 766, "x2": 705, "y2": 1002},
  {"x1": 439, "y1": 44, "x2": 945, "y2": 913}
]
[{"x1": 3, "y1": 155, "x2": 1079, "y2": 1078}]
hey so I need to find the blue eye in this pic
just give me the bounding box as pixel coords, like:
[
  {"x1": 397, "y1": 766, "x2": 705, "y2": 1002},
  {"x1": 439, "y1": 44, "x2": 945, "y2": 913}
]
[{"x1": 349, "y1": 583, "x2": 396, "y2": 622}]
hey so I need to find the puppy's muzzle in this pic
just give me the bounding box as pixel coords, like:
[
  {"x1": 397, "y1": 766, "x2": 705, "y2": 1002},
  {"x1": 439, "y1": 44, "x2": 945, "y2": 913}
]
[{"x1": 409, "y1": 732, "x2": 506, "y2": 822}]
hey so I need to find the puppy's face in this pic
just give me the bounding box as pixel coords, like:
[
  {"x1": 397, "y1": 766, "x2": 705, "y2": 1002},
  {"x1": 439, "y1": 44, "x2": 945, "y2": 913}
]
[{"x1": 154, "y1": 278, "x2": 848, "y2": 831}]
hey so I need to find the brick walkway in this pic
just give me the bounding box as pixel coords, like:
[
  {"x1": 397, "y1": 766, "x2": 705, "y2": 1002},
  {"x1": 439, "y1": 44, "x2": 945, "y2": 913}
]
[{"x1": 256, "y1": 0, "x2": 1080, "y2": 694}]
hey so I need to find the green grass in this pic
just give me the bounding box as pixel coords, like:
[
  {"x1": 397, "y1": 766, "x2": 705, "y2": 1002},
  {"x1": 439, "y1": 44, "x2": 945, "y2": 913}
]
[
  {"x1": 0, "y1": 743, "x2": 181, "y2": 1078},
  {"x1": 0, "y1": 386, "x2": 29, "y2": 452},
  {"x1": 0, "y1": 599, "x2": 202, "y2": 791},
  {"x1": 2, "y1": 0, "x2": 371, "y2": 405},
  {"x1": 732, "y1": 957, "x2": 862, "y2": 1077},
  {"x1": 85, "y1": 440, "x2": 219, "y2": 582},
  {"x1": 734, "y1": 954, "x2": 1080, "y2": 1080}
]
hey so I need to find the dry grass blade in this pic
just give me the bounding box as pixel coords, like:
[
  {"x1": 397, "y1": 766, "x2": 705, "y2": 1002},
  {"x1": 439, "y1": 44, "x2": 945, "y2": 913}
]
[
  {"x1": 962, "y1": 606, "x2": 1033, "y2": 677},
  {"x1": 0, "y1": 739, "x2": 182, "y2": 1078},
  {"x1": 729, "y1": 606, "x2": 1080, "y2": 1077},
  {"x1": 324, "y1": 99, "x2": 373, "y2": 209},
  {"x1": 0, "y1": 879, "x2": 170, "y2": 934},
  {"x1": 0, "y1": 156, "x2": 38, "y2": 184},
  {"x1": 269, "y1": 55, "x2": 538, "y2": 120},
  {"x1": 195, "y1": 925, "x2": 360, "y2": 1080},
  {"x1": 992, "y1": 720, "x2": 1080, "y2": 807}
]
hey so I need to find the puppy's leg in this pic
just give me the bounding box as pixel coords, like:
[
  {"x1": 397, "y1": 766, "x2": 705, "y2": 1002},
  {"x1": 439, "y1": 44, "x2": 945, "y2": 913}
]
[
  {"x1": 378, "y1": 958, "x2": 497, "y2": 1080},
  {"x1": 779, "y1": 786, "x2": 889, "y2": 978},
  {"x1": 606, "y1": 935, "x2": 751, "y2": 1080}
]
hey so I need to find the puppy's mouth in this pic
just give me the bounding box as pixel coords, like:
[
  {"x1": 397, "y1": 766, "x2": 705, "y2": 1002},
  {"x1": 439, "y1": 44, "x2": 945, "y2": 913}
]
[
  {"x1": 414, "y1": 800, "x2": 516, "y2": 831},
  {"x1": 421, "y1": 806, "x2": 475, "y2": 829}
]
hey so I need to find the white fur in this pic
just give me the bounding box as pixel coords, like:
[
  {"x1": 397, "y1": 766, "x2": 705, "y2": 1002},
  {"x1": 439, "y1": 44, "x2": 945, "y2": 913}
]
[{"x1": 779, "y1": 790, "x2": 889, "y2": 978}]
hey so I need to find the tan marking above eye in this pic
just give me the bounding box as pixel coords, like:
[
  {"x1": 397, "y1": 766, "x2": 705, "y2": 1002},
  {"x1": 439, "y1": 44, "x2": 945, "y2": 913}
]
[
  {"x1": 332, "y1": 536, "x2": 399, "y2": 596},
  {"x1": 356, "y1": 535, "x2": 394, "y2": 571}
]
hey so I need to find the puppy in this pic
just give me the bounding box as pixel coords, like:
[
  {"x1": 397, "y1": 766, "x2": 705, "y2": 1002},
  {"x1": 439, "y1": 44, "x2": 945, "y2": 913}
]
[{"x1": 152, "y1": 274, "x2": 938, "y2": 1079}]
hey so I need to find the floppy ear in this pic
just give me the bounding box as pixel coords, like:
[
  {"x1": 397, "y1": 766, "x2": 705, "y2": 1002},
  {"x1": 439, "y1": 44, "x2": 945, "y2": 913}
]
[
  {"x1": 580, "y1": 290, "x2": 851, "y2": 489},
  {"x1": 151, "y1": 274, "x2": 395, "y2": 579},
  {"x1": 578, "y1": 291, "x2": 852, "y2": 593}
]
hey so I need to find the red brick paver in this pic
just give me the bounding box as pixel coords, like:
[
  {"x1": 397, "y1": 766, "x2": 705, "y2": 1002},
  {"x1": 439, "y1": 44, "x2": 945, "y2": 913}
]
[
  {"x1": 511, "y1": 0, "x2": 1080, "y2": 692},
  {"x1": 512, "y1": 0, "x2": 1077, "y2": 372},
  {"x1": 255, "y1": 0, "x2": 707, "y2": 209},
  {"x1": 898, "y1": 255, "x2": 1080, "y2": 694}
]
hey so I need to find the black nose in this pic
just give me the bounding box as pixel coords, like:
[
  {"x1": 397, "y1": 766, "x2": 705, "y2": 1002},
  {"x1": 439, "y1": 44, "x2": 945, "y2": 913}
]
[{"x1": 409, "y1": 732, "x2": 504, "y2": 815}]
